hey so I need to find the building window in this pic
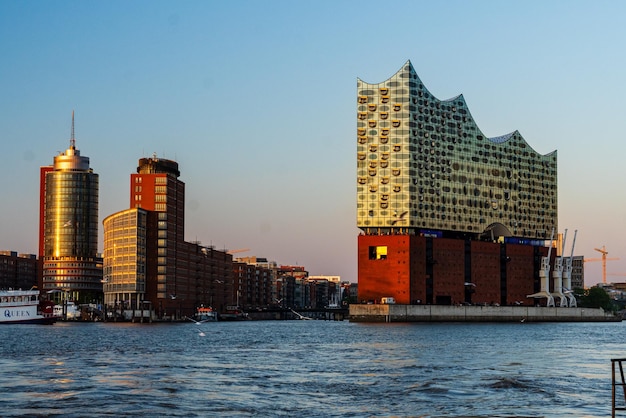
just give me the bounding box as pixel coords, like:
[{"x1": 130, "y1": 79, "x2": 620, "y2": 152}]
[{"x1": 368, "y1": 246, "x2": 387, "y2": 260}]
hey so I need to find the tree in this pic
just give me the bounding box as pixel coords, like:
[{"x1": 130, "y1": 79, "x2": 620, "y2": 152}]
[{"x1": 580, "y1": 287, "x2": 615, "y2": 311}]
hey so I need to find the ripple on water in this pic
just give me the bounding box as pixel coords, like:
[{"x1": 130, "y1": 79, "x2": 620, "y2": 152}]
[{"x1": 0, "y1": 321, "x2": 624, "y2": 417}]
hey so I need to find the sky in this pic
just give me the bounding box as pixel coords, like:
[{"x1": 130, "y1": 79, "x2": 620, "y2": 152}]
[{"x1": 1, "y1": 0, "x2": 625, "y2": 286}]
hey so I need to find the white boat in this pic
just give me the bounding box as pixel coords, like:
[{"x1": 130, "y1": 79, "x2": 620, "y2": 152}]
[
  {"x1": 53, "y1": 301, "x2": 81, "y2": 320},
  {"x1": 0, "y1": 289, "x2": 56, "y2": 324}
]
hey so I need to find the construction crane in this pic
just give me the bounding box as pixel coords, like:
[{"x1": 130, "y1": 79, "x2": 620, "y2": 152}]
[
  {"x1": 227, "y1": 248, "x2": 250, "y2": 255},
  {"x1": 584, "y1": 246, "x2": 620, "y2": 284}
]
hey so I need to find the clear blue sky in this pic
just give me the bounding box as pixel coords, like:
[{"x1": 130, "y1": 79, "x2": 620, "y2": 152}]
[{"x1": 1, "y1": 0, "x2": 625, "y2": 286}]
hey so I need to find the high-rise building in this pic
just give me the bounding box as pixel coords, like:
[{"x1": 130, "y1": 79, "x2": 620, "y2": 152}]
[
  {"x1": 40, "y1": 113, "x2": 101, "y2": 303},
  {"x1": 131, "y1": 156, "x2": 185, "y2": 302},
  {"x1": 357, "y1": 61, "x2": 558, "y2": 305},
  {"x1": 103, "y1": 155, "x2": 232, "y2": 319}
]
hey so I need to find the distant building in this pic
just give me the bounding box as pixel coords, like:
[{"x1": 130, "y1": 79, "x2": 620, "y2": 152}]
[
  {"x1": 357, "y1": 61, "x2": 559, "y2": 305},
  {"x1": 235, "y1": 256, "x2": 280, "y2": 305},
  {"x1": 232, "y1": 261, "x2": 273, "y2": 310},
  {"x1": 309, "y1": 276, "x2": 341, "y2": 307},
  {"x1": 277, "y1": 265, "x2": 308, "y2": 308},
  {"x1": 103, "y1": 155, "x2": 232, "y2": 319},
  {"x1": 343, "y1": 282, "x2": 358, "y2": 304},
  {"x1": 308, "y1": 275, "x2": 341, "y2": 284},
  {"x1": 572, "y1": 255, "x2": 585, "y2": 290},
  {"x1": 0, "y1": 251, "x2": 38, "y2": 290},
  {"x1": 39, "y1": 113, "x2": 102, "y2": 304}
]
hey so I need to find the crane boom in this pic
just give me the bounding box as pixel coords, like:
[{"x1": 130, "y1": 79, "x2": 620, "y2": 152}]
[{"x1": 593, "y1": 246, "x2": 620, "y2": 284}]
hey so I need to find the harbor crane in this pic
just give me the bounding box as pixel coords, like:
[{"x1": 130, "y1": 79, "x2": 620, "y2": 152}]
[
  {"x1": 527, "y1": 228, "x2": 555, "y2": 306},
  {"x1": 552, "y1": 229, "x2": 568, "y2": 307},
  {"x1": 563, "y1": 230, "x2": 577, "y2": 307},
  {"x1": 584, "y1": 246, "x2": 619, "y2": 284}
]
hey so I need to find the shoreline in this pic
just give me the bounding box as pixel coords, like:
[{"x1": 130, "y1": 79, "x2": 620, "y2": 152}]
[{"x1": 349, "y1": 304, "x2": 622, "y2": 323}]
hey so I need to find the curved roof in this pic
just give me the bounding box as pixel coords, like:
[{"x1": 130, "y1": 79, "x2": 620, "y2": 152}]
[
  {"x1": 356, "y1": 60, "x2": 558, "y2": 239},
  {"x1": 361, "y1": 60, "x2": 555, "y2": 157}
]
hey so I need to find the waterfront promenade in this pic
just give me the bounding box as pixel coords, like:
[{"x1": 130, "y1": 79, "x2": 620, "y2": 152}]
[{"x1": 350, "y1": 303, "x2": 622, "y2": 322}]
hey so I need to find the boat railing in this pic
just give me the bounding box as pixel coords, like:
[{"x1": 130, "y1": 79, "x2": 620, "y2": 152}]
[{"x1": 612, "y1": 358, "x2": 626, "y2": 416}]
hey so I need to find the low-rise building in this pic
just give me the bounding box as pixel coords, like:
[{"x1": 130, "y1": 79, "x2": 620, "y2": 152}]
[{"x1": 0, "y1": 251, "x2": 38, "y2": 290}]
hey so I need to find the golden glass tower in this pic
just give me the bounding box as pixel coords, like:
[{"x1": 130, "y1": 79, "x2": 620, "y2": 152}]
[{"x1": 41, "y1": 113, "x2": 101, "y2": 302}]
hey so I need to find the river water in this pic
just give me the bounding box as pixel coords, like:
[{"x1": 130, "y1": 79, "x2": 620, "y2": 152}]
[{"x1": 0, "y1": 320, "x2": 624, "y2": 417}]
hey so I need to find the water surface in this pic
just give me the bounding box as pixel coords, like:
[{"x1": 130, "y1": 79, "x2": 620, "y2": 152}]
[{"x1": 0, "y1": 320, "x2": 624, "y2": 417}]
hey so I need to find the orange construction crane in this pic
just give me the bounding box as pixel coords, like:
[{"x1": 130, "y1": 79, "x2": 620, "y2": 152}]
[{"x1": 584, "y1": 246, "x2": 620, "y2": 284}]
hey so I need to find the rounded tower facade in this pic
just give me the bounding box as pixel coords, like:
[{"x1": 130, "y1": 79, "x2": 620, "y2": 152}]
[{"x1": 42, "y1": 115, "x2": 101, "y2": 304}]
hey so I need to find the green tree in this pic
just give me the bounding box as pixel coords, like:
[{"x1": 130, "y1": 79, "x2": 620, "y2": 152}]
[{"x1": 580, "y1": 287, "x2": 615, "y2": 311}]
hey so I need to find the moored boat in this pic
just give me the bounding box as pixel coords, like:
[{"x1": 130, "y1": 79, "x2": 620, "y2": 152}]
[
  {"x1": 219, "y1": 305, "x2": 249, "y2": 321},
  {"x1": 53, "y1": 301, "x2": 81, "y2": 320},
  {"x1": 0, "y1": 289, "x2": 56, "y2": 324},
  {"x1": 195, "y1": 306, "x2": 218, "y2": 322}
]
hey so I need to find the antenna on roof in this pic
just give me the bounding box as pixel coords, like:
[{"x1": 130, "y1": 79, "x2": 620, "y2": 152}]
[{"x1": 70, "y1": 110, "x2": 76, "y2": 149}]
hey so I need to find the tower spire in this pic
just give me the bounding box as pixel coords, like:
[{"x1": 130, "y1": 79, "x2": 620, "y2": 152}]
[{"x1": 70, "y1": 110, "x2": 75, "y2": 149}]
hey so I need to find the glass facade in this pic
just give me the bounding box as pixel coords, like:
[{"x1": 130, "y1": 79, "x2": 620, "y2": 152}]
[
  {"x1": 42, "y1": 140, "x2": 101, "y2": 302},
  {"x1": 44, "y1": 172, "x2": 99, "y2": 258},
  {"x1": 102, "y1": 208, "x2": 147, "y2": 308},
  {"x1": 357, "y1": 61, "x2": 557, "y2": 240}
]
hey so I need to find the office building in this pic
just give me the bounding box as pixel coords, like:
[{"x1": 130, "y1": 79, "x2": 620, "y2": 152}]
[
  {"x1": 357, "y1": 61, "x2": 558, "y2": 305},
  {"x1": 102, "y1": 208, "x2": 148, "y2": 310},
  {"x1": 0, "y1": 251, "x2": 38, "y2": 290},
  {"x1": 39, "y1": 113, "x2": 102, "y2": 303},
  {"x1": 103, "y1": 155, "x2": 232, "y2": 319}
]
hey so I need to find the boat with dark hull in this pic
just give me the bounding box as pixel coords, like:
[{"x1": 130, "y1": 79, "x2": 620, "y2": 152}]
[
  {"x1": 194, "y1": 306, "x2": 218, "y2": 322},
  {"x1": 0, "y1": 289, "x2": 56, "y2": 324}
]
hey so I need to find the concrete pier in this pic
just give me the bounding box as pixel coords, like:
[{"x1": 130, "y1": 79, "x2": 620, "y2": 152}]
[{"x1": 349, "y1": 304, "x2": 622, "y2": 323}]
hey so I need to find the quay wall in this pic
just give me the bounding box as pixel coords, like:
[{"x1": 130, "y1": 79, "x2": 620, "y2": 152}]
[{"x1": 349, "y1": 304, "x2": 622, "y2": 323}]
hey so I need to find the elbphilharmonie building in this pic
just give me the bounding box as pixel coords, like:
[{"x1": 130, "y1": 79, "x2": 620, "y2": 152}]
[
  {"x1": 357, "y1": 60, "x2": 557, "y2": 239},
  {"x1": 357, "y1": 61, "x2": 558, "y2": 306}
]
